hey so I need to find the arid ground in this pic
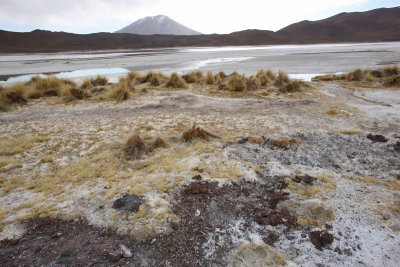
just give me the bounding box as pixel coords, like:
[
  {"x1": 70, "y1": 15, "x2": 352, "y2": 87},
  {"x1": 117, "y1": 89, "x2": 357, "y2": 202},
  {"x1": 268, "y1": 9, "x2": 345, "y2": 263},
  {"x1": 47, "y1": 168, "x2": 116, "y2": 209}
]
[{"x1": 0, "y1": 69, "x2": 399, "y2": 266}]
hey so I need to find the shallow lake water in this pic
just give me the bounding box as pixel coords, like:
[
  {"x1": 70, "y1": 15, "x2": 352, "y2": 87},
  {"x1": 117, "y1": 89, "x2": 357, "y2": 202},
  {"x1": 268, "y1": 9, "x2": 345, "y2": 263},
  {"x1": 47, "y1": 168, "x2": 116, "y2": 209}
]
[{"x1": 0, "y1": 42, "x2": 399, "y2": 83}]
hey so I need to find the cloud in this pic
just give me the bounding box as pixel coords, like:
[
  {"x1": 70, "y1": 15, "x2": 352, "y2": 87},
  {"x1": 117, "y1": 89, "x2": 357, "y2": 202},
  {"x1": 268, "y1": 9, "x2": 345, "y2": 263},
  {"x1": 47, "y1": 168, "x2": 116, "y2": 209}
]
[{"x1": 0, "y1": 0, "x2": 369, "y2": 33}]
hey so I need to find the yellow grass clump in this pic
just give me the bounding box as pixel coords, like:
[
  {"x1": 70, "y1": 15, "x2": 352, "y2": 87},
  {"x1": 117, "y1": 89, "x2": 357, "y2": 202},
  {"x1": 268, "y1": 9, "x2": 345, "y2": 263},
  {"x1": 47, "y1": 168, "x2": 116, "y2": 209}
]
[
  {"x1": 205, "y1": 71, "x2": 215, "y2": 85},
  {"x1": 165, "y1": 73, "x2": 187, "y2": 88},
  {"x1": 274, "y1": 71, "x2": 290, "y2": 87},
  {"x1": 109, "y1": 77, "x2": 131, "y2": 102},
  {"x1": 227, "y1": 73, "x2": 246, "y2": 92},
  {"x1": 91, "y1": 75, "x2": 108, "y2": 86}
]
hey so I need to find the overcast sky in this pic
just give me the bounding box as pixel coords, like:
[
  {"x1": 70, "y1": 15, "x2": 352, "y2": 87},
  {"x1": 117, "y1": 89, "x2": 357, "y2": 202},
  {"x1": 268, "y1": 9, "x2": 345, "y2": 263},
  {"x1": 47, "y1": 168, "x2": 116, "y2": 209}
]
[{"x1": 0, "y1": 0, "x2": 398, "y2": 34}]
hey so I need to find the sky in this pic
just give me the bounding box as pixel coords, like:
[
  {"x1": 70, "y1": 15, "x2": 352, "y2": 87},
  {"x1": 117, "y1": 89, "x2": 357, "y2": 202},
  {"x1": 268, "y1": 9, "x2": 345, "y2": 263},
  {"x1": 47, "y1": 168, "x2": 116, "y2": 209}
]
[{"x1": 0, "y1": 0, "x2": 398, "y2": 34}]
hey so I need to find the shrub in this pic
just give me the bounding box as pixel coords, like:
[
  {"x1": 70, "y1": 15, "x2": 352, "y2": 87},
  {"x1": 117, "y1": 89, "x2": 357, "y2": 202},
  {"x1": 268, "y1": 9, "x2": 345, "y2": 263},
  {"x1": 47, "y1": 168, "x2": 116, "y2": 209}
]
[
  {"x1": 384, "y1": 75, "x2": 400, "y2": 87},
  {"x1": 91, "y1": 75, "x2": 108, "y2": 86},
  {"x1": 194, "y1": 71, "x2": 204, "y2": 81},
  {"x1": 228, "y1": 74, "x2": 246, "y2": 92},
  {"x1": 165, "y1": 73, "x2": 186, "y2": 88},
  {"x1": 205, "y1": 71, "x2": 214, "y2": 85},
  {"x1": 256, "y1": 69, "x2": 265, "y2": 78},
  {"x1": 274, "y1": 71, "x2": 290, "y2": 87}
]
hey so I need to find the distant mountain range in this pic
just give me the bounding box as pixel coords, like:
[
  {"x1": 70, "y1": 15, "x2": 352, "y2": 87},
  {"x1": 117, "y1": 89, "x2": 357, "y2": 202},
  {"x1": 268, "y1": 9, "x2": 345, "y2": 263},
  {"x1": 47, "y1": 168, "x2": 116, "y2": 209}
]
[
  {"x1": 0, "y1": 6, "x2": 399, "y2": 53},
  {"x1": 115, "y1": 15, "x2": 201, "y2": 35}
]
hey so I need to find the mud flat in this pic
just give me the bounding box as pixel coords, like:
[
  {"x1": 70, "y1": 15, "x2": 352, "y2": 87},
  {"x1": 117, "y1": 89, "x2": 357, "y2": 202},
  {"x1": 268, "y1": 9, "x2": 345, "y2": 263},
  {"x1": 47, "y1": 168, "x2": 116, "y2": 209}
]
[{"x1": 0, "y1": 70, "x2": 399, "y2": 266}]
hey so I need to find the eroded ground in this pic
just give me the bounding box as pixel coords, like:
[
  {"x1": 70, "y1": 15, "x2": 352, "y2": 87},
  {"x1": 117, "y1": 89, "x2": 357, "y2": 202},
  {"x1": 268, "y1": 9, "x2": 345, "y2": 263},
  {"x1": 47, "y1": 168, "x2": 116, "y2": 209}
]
[{"x1": 0, "y1": 82, "x2": 399, "y2": 266}]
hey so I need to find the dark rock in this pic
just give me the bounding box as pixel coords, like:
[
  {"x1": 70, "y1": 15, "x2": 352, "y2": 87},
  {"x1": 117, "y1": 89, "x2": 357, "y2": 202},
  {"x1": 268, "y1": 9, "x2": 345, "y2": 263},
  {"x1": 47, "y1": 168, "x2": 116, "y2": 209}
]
[
  {"x1": 256, "y1": 210, "x2": 296, "y2": 228},
  {"x1": 112, "y1": 194, "x2": 141, "y2": 212},
  {"x1": 293, "y1": 175, "x2": 317, "y2": 184},
  {"x1": 367, "y1": 134, "x2": 388, "y2": 143},
  {"x1": 170, "y1": 222, "x2": 180, "y2": 231},
  {"x1": 394, "y1": 141, "x2": 400, "y2": 152},
  {"x1": 107, "y1": 250, "x2": 123, "y2": 262},
  {"x1": 237, "y1": 137, "x2": 249, "y2": 144},
  {"x1": 310, "y1": 231, "x2": 334, "y2": 251}
]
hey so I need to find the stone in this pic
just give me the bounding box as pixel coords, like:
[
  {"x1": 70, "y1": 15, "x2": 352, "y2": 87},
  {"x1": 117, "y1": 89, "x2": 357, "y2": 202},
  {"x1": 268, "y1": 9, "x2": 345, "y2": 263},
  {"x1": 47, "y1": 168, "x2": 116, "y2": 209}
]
[{"x1": 112, "y1": 194, "x2": 141, "y2": 212}]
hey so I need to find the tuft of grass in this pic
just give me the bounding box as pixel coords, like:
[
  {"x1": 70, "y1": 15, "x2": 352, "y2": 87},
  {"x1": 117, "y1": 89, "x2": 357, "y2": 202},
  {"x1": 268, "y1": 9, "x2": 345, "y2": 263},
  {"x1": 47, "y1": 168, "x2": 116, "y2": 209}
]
[
  {"x1": 215, "y1": 76, "x2": 223, "y2": 85},
  {"x1": 274, "y1": 71, "x2": 290, "y2": 87},
  {"x1": 265, "y1": 70, "x2": 276, "y2": 80},
  {"x1": 215, "y1": 71, "x2": 227, "y2": 80},
  {"x1": 383, "y1": 65, "x2": 399, "y2": 77},
  {"x1": 227, "y1": 73, "x2": 246, "y2": 92},
  {"x1": 124, "y1": 134, "x2": 168, "y2": 160},
  {"x1": 150, "y1": 76, "x2": 160, "y2": 86},
  {"x1": 246, "y1": 76, "x2": 258, "y2": 90},
  {"x1": 91, "y1": 75, "x2": 108, "y2": 86},
  {"x1": 165, "y1": 73, "x2": 187, "y2": 88},
  {"x1": 384, "y1": 75, "x2": 400, "y2": 87},
  {"x1": 182, "y1": 72, "x2": 197, "y2": 84},
  {"x1": 109, "y1": 77, "x2": 131, "y2": 102},
  {"x1": 80, "y1": 79, "x2": 93, "y2": 89},
  {"x1": 123, "y1": 134, "x2": 148, "y2": 160},
  {"x1": 205, "y1": 71, "x2": 214, "y2": 85},
  {"x1": 280, "y1": 80, "x2": 302, "y2": 93},
  {"x1": 182, "y1": 125, "x2": 219, "y2": 142},
  {"x1": 347, "y1": 69, "x2": 364, "y2": 81},
  {"x1": 363, "y1": 72, "x2": 377, "y2": 83},
  {"x1": 268, "y1": 138, "x2": 301, "y2": 149},
  {"x1": 3, "y1": 83, "x2": 26, "y2": 104}
]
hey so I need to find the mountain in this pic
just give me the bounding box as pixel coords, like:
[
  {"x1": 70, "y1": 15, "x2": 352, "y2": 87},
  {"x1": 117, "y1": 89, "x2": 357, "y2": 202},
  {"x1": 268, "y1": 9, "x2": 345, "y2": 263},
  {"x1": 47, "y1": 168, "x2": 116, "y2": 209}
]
[
  {"x1": 0, "y1": 6, "x2": 399, "y2": 53},
  {"x1": 277, "y1": 6, "x2": 400, "y2": 43},
  {"x1": 115, "y1": 15, "x2": 201, "y2": 35}
]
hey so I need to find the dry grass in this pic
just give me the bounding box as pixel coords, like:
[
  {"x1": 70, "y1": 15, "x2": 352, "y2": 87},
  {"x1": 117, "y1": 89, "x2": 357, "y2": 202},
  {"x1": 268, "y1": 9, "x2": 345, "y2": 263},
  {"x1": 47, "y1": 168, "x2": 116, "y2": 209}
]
[
  {"x1": 2, "y1": 83, "x2": 26, "y2": 104},
  {"x1": 274, "y1": 71, "x2": 290, "y2": 87},
  {"x1": 215, "y1": 71, "x2": 227, "y2": 80},
  {"x1": 91, "y1": 75, "x2": 108, "y2": 86},
  {"x1": 280, "y1": 80, "x2": 302, "y2": 93},
  {"x1": 265, "y1": 70, "x2": 276, "y2": 80},
  {"x1": 109, "y1": 77, "x2": 131, "y2": 102},
  {"x1": 383, "y1": 65, "x2": 399, "y2": 77},
  {"x1": 205, "y1": 71, "x2": 214, "y2": 85},
  {"x1": 123, "y1": 134, "x2": 168, "y2": 160},
  {"x1": 227, "y1": 73, "x2": 246, "y2": 92},
  {"x1": 363, "y1": 72, "x2": 377, "y2": 82},
  {"x1": 165, "y1": 73, "x2": 187, "y2": 88},
  {"x1": 384, "y1": 75, "x2": 400, "y2": 87},
  {"x1": 268, "y1": 138, "x2": 302, "y2": 149},
  {"x1": 182, "y1": 125, "x2": 219, "y2": 142},
  {"x1": 182, "y1": 72, "x2": 197, "y2": 84},
  {"x1": 80, "y1": 79, "x2": 93, "y2": 89},
  {"x1": 347, "y1": 69, "x2": 364, "y2": 81}
]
